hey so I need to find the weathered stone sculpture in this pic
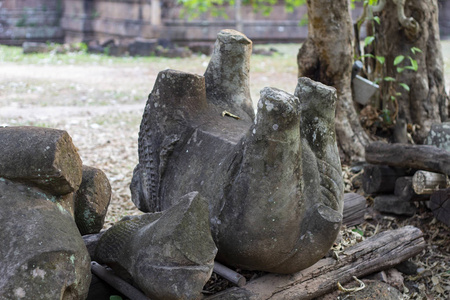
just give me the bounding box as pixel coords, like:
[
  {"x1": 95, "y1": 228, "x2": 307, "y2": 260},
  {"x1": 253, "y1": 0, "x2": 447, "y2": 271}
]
[
  {"x1": 0, "y1": 178, "x2": 91, "y2": 300},
  {"x1": 0, "y1": 126, "x2": 82, "y2": 195},
  {"x1": 0, "y1": 126, "x2": 119, "y2": 299},
  {"x1": 95, "y1": 191, "x2": 217, "y2": 300},
  {"x1": 75, "y1": 165, "x2": 112, "y2": 235},
  {"x1": 131, "y1": 29, "x2": 344, "y2": 274}
]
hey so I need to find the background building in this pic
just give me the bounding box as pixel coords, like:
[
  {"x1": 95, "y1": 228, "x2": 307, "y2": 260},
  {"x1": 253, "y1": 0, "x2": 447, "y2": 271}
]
[{"x1": 0, "y1": 0, "x2": 449, "y2": 47}]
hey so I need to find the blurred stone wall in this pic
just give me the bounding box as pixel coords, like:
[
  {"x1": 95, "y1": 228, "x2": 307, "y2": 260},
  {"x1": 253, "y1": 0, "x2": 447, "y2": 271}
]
[
  {"x1": 1, "y1": 0, "x2": 448, "y2": 46},
  {"x1": 61, "y1": 0, "x2": 308, "y2": 45},
  {"x1": 0, "y1": 0, "x2": 64, "y2": 45}
]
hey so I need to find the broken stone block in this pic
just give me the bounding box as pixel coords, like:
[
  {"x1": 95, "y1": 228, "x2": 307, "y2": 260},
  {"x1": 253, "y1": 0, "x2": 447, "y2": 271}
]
[
  {"x1": 374, "y1": 195, "x2": 417, "y2": 216},
  {"x1": 0, "y1": 178, "x2": 91, "y2": 300},
  {"x1": 128, "y1": 39, "x2": 158, "y2": 56},
  {"x1": 75, "y1": 166, "x2": 112, "y2": 235},
  {"x1": 0, "y1": 126, "x2": 83, "y2": 195},
  {"x1": 95, "y1": 192, "x2": 217, "y2": 300},
  {"x1": 131, "y1": 29, "x2": 344, "y2": 274}
]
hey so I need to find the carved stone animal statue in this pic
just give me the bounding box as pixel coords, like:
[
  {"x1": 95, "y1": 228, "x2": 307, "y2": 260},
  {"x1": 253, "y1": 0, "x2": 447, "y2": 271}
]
[{"x1": 131, "y1": 29, "x2": 344, "y2": 274}]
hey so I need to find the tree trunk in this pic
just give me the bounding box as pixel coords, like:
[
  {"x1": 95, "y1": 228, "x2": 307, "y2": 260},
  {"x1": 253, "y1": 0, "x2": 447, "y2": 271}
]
[
  {"x1": 372, "y1": 0, "x2": 449, "y2": 142},
  {"x1": 297, "y1": 0, "x2": 370, "y2": 162}
]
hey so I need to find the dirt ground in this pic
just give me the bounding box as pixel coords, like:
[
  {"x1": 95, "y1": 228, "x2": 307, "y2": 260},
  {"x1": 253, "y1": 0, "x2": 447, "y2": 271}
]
[{"x1": 0, "y1": 42, "x2": 449, "y2": 299}]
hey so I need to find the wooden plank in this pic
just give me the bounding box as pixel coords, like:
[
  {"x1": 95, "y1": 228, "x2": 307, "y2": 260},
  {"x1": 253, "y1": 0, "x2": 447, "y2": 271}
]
[
  {"x1": 412, "y1": 170, "x2": 450, "y2": 194},
  {"x1": 206, "y1": 226, "x2": 425, "y2": 300},
  {"x1": 365, "y1": 142, "x2": 450, "y2": 176}
]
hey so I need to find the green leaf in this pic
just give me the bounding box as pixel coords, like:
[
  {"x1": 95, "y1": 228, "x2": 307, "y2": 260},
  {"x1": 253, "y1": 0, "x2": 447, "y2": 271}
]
[
  {"x1": 393, "y1": 55, "x2": 405, "y2": 66},
  {"x1": 396, "y1": 67, "x2": 404, "y2": 73},
  {"x1": 384, "y1": 76, "x2": 396, "y2": 82},
  {"x1": 373, "y1": 16, "x2": 380, "y2": 25},
  {"x1": 110, "y1": 296, "x2": 123, "y2": 300},
  {"x1": 399, "y1": 83, "x2": 410, "y2": 92},
  {"x1": 408, "y1": 57, "x2": 419, "y2": 71},
  {"x1": 364, "y1": 36, "x2": 375, "y2": 47},
  {"x1": 411, "y1": 47, "x2": 422, "y2": 54},
  {"x1": 362, "y1": 53, "x2": 375, "y2": 58},
  {"x1": 376, "y1": 56, "x2": 385, "y2": 64},
  {"x1": 352, "y1": 228, "x2": 364, "y2": 236}
]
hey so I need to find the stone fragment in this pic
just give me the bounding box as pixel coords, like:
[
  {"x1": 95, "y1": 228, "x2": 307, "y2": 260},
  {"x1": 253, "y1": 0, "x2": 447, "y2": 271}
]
[
  {"x1": 189, "y1": 43, "x2": 213, "y2": 55},
  {"x1": 128, "y1": 39, "x2": 158, "y2": 56},
  {"x1": 0, "y1": 126, "x2": 83, "y2": 195},
  {"x1": 374, "y1": 195, "x2": 416, "y2": 216},
  {"x1": 95, "y1": 192, "x2": 217, "y2": 300},
  {"x1": 131, "y1": 29, "x2": 344, "y2": 274},
  {"x1": 204, "y1": 29, "x2": 254, "y2": 122},
  {"x1": 22, "y1": 42, "x2": 49, "y2": 54},
  {"x1": 0, "y1": 178, "x2": 91, "y2": 299},
  {"x1": 424, "y1": 122, "x2": 450, "y2": 152},
  {"x1": 75, "y1": 165, "x2": 112, "y2": 235}
]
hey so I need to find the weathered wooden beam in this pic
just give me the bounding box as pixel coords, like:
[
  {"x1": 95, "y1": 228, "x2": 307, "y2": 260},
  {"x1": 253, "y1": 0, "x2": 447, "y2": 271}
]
[
  {"x1": 365, "y1": 142, "x2": 450, "y2": 176},
  {"x1": 205, "y1": 226, "x2": 425, "y2": 300},
  {"x1": 430, "y1": 188, "x2": 450, "y2": 227},
  {"x1": 362, "y1": 164, "x2": 406, "y2": 194},
  {"x1": 343, "y1": 193, "x2": 366, "y2": 227},
  {"x1": 412, "y1": 170, "x2": 450, "y2": 195},
  {"x1": 395, "y1": 176, "x2": 429, "y2": 201},
  {"x1": 373, "y1": 195, "x2": 416, "y2": 216}
]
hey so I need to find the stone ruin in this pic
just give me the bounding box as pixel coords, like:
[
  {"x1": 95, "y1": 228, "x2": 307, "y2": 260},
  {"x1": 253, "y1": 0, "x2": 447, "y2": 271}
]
[
  {"x1": 0, "y1": 29, "x2": 344, "y2": 300},
  {"x1": 129, "y1": 29, "x2": 344, "y2": 274},
  {"x1": 0, "y1": 126, "x2": 111, "y2": 299}
]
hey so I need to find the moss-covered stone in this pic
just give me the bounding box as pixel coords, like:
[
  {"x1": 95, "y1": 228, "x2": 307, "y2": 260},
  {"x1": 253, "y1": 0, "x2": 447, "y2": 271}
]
[{"x1": 0, "y1": 179, "x2": 91, "y2": 299}]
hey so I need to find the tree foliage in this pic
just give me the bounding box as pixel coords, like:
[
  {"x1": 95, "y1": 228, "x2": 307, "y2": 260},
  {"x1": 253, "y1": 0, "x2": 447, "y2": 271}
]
[
  {"x1": 177, "y1": 0, "x2": 380, "y2": 18},
  {"x1": 177, "y1": 0, "x2": 307, "y2": 18}
]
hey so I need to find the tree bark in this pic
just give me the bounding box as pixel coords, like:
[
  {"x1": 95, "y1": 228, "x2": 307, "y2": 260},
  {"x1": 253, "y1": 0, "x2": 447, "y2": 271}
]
[
  {"x1": 205, "y1": 226, "x2": 426, "y2": 300},
  {"x1": 371, "y1": 0, "x2": 449, "y2": 142},
  {"x1": 343, "y1": 193, "x2": 367, "y2": 227},
  {"x1": 365, "y1": 141, "x2": 450, "y2": 175},
  {"x1": 297, "y1": 0, "x2": 370, "y2": 162}
]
